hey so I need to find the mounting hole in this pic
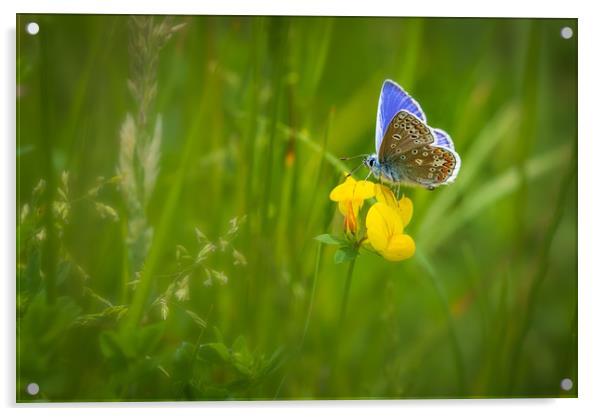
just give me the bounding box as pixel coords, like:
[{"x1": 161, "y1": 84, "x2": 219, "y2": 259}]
[
  {"x1": 26, "y1": 382, "x2": 40, "y2": 396},
  {"x1": 560, "y1": 378, "x2": 573, "y2": 391},
  {"x1": 560, "y1": 27, "x2": 573, "y2": 39},
  {"x1": 26, "y1": 22, "x2": 40, "y2": 35}
]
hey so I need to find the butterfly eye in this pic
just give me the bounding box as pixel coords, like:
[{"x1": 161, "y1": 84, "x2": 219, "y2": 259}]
[{"x1": 369, "y1": 159, "x2": 374, "y2": 167}]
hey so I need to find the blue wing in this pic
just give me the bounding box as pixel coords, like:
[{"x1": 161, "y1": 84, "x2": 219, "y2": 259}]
[
  {"x1": 375, "y1": 79, "x2": 426, "y2": 152},
  {"x1": 432, "y1": 128, "x2": 455, "y2": 150}
]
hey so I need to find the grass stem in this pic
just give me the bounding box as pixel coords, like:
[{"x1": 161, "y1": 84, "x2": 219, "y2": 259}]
[
  {"x1": 301, "y1": 242, "x2": 322, "y2": 348},
  {"x1": 416, "y1": 250, "x2": 467, "y2": 395}
]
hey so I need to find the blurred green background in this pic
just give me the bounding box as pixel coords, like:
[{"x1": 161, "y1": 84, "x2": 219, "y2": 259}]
[{"x1": 16, "y1": 15, "x2": 577, "y2": 401}]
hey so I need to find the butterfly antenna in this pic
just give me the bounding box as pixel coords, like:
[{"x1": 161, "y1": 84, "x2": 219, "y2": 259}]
[
  {"x1": 340, "y1": 154, "x2": 369, "y2": 161},
  {"x1": 345, "y1": 161, "x2": 365, "y2": 178}
]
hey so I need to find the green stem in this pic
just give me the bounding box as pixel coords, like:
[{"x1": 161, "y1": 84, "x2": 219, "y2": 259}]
[
  {"x1": 122, "y1": 81, "x2": 206, "y2": 331},
  {"x1": 301, "y1": 242, "x2": 322, "y2": 348},
  {"x1": 274, "y1": 242, "x2": 324, "y2": 399},
  {"x1": 338, "y1": 255, "x2": 357, "y2": 327}
]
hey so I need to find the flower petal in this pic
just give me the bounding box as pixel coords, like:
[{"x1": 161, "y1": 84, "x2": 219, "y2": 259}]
[
  {"x1": 338, "y1": 199, "x2": 362, "y2": 217},
  {"x1": 397, "y1": 196, "x2": 413, "y2": 226},
  {"x1": 382, "y1": 234, "x2": 416, "y2": 261},
  {"x1": 329, "y1": 177, "x2": 356, "y2": 201},
  {"x1": 338, "y1": 200, "x2": 349, "y2": 216},
  {"x1": 330, "y1": 176, "x2": 375, "y2": 202},
  {"x1": 344, "y1": 211, "x2": 358, "y2": 235},
  {"x1": 366, "y1": 202, "x2": 404, "y2": 252},
  {"x1": 375, "y1": 184, "x2": 397, "y2": 208},
  {"x1": 351, "y1": 180, "x2": 375, "y2": 200}
]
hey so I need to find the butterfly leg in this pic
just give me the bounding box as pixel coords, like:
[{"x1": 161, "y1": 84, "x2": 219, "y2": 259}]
[{"x1": 396, "y1": 183, "x2": 401, "y2": 199}]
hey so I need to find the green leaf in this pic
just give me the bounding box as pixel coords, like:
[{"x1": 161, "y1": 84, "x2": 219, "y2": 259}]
[
  {"x1": 171, "y1": 342, "x2": 195, "y2": 381},
  {"x1": 99, "y1": 331, "x2": 123, "y2": 360},
  {"x1": 197, "y1": 342, "x2": 230, "y2": 363},
  {"x1": 212, "y1": 326, "x2": 224, "y2": 343},
  {"x1": 421, "y1": 143, "x2": 571, "y2": 253},
  {"x1": 334, "y1": 246, "x2": 357, "y2": 264},
  {"x1": 20, "y1": 293, "x2": 81, "y2": 349},
  {"x1": 258, "y1": 347, "x2": 284, "y2": 378},
  {"x1": 314, "y1": 234, "x2": 345, "y2": 245},
  {"x1": 136, "y1": 322, "x2": 165, "y2": 355},
  {"x1": 174, "y1": 341, "x2": 194, "y2": 364},
  {"x1": 232, "y1": 336, "x2": 249, "y2": 355},
  {"x1": 99, "y1": 329, "x2": 135, "y2": 361}
]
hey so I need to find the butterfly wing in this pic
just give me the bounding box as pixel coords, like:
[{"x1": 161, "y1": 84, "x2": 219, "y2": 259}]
[
  {"x1": 398, "y1": 146, "x2": 460, "y2": 187},
  {"x1": 378, "y1": 110, "x2": 434, "y2": 161},
  {"x1": 380, "y1": 110, "x2": 460, "y2": 187},
  {"x1": 375, "y1": 80, "x2": 426, "y2": 153},
  {"x1": 433, "y1": 128, "x2": 455, "y2": 150}
]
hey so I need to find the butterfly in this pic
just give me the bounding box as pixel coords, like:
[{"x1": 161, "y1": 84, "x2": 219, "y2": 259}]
[{"x1": 364, "y1": 80, "x2": 461, "y2": 190}]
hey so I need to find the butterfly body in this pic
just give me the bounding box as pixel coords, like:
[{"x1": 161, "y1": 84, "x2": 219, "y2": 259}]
[{"x1": 365, "y1": 80, "x2": 461, "y2": 189}]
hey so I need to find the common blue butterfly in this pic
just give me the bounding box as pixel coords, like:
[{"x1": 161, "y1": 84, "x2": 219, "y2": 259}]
[{"x1": 364, "y1": 80, "x2": 461, "y2": 190}]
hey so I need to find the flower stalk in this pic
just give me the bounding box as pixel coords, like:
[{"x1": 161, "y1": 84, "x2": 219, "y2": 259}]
[
  {"x1": 317, "y1": 175, "x2": 416, "y2": 327},
  {"x1": 338, "y1": 254, "x2": 357, "y2": 326}
]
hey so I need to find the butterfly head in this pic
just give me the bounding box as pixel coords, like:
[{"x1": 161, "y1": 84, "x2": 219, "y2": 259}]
[
  {"x1": 363, "y1": 154, "x2": 380, "y2": 175},
  {"x1": 364, "y1": 153, "x2": 398, "y2": 183}
]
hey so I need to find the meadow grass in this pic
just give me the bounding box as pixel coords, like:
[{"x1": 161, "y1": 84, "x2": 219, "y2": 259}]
[{"x1": 16, "y1": 15, "x2": 577, "y2": 401}]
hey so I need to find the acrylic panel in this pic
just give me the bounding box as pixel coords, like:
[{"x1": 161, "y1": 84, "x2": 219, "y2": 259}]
[{"x1": 16, "y1": 15, "x2": 577, "y2": 402}]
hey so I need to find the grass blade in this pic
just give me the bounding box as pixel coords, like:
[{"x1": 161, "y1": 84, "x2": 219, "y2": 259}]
[
  {"x1": 417, "y1": 104, "x2": 520, "y2": 244},
  {"x1": 422, "y1": 142, "x2": 571, "y2": 253}
]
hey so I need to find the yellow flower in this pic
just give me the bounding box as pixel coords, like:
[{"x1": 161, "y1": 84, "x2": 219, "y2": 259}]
[
  {"x1": 330, "y1": 176, "x2": 375, "y2": 236},
  {"x1": 366, "y1": 202, "x2": 415, "y2": 262},
  {"x1": 338, "y1": 200, "x2": 358, "y2": 236},
  {"x1": 374, "y1": 184, "x2": 413, "y2": 227},
  {"x1": 329, "y1": 179, "x2": 415, "y2": 261}
]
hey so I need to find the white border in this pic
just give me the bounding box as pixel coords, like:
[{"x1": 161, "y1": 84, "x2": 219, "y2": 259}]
[{"x1": 3, "y1": 1, "x2": 601, "y2": 416}]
